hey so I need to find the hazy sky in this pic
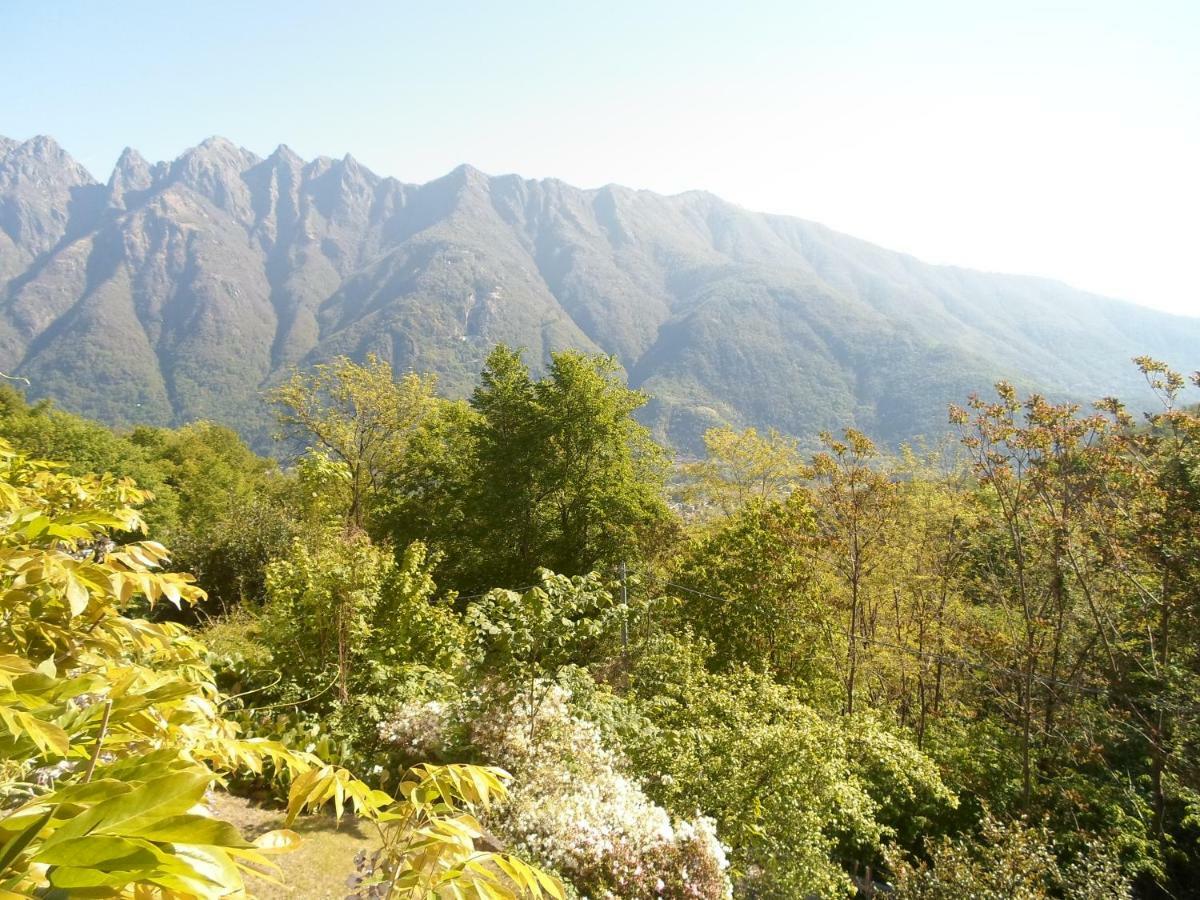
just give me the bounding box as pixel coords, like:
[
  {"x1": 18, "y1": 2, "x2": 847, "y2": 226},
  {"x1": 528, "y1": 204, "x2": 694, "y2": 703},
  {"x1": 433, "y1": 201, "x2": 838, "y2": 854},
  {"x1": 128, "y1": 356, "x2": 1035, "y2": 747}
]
[{"x1": 3, "y1": 0, "x2": 1198, "y2": 316}]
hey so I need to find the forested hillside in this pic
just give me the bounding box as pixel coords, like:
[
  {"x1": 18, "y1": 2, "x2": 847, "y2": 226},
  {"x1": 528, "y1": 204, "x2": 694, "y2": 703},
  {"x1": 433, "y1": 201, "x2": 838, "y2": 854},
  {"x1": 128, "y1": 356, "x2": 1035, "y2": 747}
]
[
  {"x1": 2, "y1": 133, "x2": 1198, "y2": 451},
  {"x1": 0, "y1": 346, "x2": 1196, "y2": 898}
]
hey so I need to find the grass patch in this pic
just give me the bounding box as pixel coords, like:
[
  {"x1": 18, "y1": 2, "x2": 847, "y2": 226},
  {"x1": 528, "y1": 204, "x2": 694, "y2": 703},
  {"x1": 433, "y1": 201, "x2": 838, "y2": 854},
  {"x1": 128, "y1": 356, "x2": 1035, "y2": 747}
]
[{"x1": 211, "y1": 791, "x2": 379, "y2": 898}]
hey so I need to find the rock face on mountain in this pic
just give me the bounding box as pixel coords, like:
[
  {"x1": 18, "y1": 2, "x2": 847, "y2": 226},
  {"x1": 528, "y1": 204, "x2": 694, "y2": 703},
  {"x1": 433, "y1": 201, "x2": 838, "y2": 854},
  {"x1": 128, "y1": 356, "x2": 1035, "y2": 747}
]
[{"x1": 1, "y1": 134, "x2": 1196, "y2": 451}]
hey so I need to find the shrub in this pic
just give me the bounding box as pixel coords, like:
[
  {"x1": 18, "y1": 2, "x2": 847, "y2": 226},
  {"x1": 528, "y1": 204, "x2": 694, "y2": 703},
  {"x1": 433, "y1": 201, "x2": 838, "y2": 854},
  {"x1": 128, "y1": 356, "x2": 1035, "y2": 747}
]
[
  {"x1": 380, "y1": 683, "x2": 732, "y2": 899},
  {"x1": 0, "y1": 439, "x2": 559, "y2": 898},
  {"x1": 624, "y1": 633, "x2": 956, "y2": 898},
  {"x1": 886, "y1": 812, "x2": 1131, "y2": 899}
]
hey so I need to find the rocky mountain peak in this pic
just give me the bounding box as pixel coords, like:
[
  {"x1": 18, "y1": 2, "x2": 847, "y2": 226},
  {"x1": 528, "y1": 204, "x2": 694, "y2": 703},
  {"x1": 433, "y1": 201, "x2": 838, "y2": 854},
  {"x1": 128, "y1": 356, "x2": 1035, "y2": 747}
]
[
  {"x1": 267, "y1": 144, "x2": 304, "y2": 170},
  {"x1": 167, "y1": 136, "x2": 259, "y2": 219},
  {"x1": 0, "y1": 135, "x2": 95, "y2": 187},
  {"x1": 337, "y1": 152, "x2": 377, "y2": 190},
  {"x1": 0, "y1": 134, "x2": 1196, "y2": 457},
  {"x1": 420, "y1": 163, "x2": 493, "y2": 217},
  {"x1": 18, "y1": 135, "x2": 67, "y2": 165},
  {"x1": 106, "y1": 147, "x2": 154, "y2": 209},
  {"x1": 172, "y1": 135, "x2": 259, "y2": 175},
  {"x1": 450, "y1": 162, "x2": 489, "y2": 188},
  {"x1": 196, "y1": 135, "x2": 252, "y2": 158},
  {"x1": 0, "y1": 135, "x2": 99, "y2": 258},
  {"x1": 112, "y1": 146, "x2": 150, "y2": 176}
]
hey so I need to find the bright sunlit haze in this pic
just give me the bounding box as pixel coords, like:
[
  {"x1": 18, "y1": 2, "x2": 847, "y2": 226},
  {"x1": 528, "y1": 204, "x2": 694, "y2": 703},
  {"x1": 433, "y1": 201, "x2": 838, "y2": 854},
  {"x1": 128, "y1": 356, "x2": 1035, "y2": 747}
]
[{"x1": 4, "y1": 0, "x2": 1197, "y2": 316}]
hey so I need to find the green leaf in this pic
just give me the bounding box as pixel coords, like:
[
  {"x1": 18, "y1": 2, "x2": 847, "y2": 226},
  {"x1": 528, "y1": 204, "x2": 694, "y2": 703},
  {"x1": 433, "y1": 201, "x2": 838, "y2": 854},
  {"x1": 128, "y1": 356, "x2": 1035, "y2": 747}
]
[
  {"x1": 122, "y1": 814, "x2": 251, "y2": 848},
  {"x1": 92, "y1": 748, "x2": 186, "y2": 782},
  {"x1": 0, "y1": 706, "x2": 69, "y2": 756},
  {"x1": 64, "y1": 571, "x2": 88, "y2": 617},
  {"x1": 43, "y1": 780, "x2": 132, "y2": 807},
  {"x1": 43, "y1": 770, "x2": 212, "y2": 847},
  {"x1": 166, "y1": 844, "x2": 241, "y2": 894},
  {"x1": 0, "y1": 808, "x2": 53, "y2": 872},
  {"x1": 253, "y1": 829, "x2": 301, "y2": 853},
  {"x1": 46, "y1": 865, "x2": 135, "y2": 889},
  {"x1": 35, "y1": 835, "x2": 158, "y2": 868}
]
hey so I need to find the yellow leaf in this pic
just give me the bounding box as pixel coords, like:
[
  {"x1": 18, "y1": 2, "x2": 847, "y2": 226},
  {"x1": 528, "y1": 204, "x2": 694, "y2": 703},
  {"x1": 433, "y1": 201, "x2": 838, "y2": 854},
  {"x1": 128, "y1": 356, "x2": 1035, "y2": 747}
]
[
  {"x1": 64, "y1": 571, "x2": 88, "y2": 616},
  {"x1": 0, "y1": 707, "x2": 69, "y2": 756},
  {"x1": 252, "y1": 829, "x2": 302, "y2": 854}
]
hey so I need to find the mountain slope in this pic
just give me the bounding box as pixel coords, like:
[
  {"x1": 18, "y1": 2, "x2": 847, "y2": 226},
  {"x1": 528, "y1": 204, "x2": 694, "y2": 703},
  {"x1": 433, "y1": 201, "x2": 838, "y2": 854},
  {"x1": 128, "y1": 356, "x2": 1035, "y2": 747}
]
[{"x1": 1, "y1": 134, "x2": 1196, "y2": 451}]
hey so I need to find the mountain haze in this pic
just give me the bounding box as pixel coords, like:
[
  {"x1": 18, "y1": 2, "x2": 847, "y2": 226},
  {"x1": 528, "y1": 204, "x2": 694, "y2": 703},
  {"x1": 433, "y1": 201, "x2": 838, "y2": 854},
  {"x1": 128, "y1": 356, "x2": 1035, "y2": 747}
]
[{"x1": 1, "y1": 134, "x2": 1196, "y2": 451}]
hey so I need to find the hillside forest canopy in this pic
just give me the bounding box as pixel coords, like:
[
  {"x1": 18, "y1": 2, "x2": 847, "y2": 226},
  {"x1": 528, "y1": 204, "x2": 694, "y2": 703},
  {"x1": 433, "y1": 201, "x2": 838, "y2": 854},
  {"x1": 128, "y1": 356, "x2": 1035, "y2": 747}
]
[{"x1": 0, "y1": 345, "x2": 1196, "y2": 899}]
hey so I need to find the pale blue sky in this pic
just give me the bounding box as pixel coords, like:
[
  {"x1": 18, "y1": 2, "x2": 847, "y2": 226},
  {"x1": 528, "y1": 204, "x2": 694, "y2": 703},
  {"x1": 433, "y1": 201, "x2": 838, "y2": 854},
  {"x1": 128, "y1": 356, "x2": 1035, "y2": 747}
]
[{"x1": 3, "y1": 1, "x2": 1198, "y2": 315}]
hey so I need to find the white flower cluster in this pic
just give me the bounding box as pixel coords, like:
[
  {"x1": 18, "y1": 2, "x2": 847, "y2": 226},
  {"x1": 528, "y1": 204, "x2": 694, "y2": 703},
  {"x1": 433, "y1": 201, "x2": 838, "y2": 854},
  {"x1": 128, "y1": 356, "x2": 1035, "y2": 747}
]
[
  {"x1": 470, "y1": 685, "x2": 731, "y2": 900},
  {"x1": 376, "y1": 698, "x2": 448, "y2": 755}
]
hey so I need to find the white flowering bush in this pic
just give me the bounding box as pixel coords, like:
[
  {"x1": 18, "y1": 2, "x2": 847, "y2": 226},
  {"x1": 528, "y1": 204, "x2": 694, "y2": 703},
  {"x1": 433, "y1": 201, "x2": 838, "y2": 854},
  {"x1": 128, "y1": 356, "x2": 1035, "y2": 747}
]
[
  {"x1": 380, "y1": 684, "x2": 731, "y2": 899},
  {"x1": 376, "y1": 698, "x2": 450, "y2": 757},
  {"x1": 474, "y1": 685, "x2": 730, "y2": 899}
]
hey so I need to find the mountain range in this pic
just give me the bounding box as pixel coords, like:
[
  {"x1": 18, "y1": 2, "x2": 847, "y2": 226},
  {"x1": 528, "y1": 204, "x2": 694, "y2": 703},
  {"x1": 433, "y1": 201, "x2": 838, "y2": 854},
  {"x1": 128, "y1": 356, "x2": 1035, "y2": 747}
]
[{"x1": 1, "y1": 133, "x2": 1196, "y2": 452}]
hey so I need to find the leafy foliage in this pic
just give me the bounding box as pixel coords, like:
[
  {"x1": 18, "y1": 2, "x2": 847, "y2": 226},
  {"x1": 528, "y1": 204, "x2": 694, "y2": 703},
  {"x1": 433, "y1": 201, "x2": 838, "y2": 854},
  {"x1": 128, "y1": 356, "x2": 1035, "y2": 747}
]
[
  {"x1": 271, "y1": 354, "x2": 437, "y2": 527},
  {"x1": 623, "y1": 633, "x2": 955, "y2": 898},
  {"x1": 0, "y1": 389, "x2": 294, "y2": 614},
  {"x1": 3, "y1": 343, "x2": 1199, "y2": 897},
  {"x1": 349, "y1": 763, "x2": 565, "y2": 900},
  {"x1": 384, "y1": 346, "x2": 671, "y2": 592},
  {"x1": 668, "y1": 495, "x2": 832, "y2": 685},
  {"x1": 679, "y1": 426, "x2": 808, "y2": 516},
  {"x1": 0, "y1": 438, "x2": 311, "y2": 895},
  {"x1": 0, "y1": 438, "x2": 559, "y2": 898},
  {"x1": 260, "y1": 526, "x2": 464, "y2": 756},
  {"x1": 465, "y1": 571, "x2": 625, "y2": 742},
  {"x1": 887, "y1": 812, "x2": 1129, "y2": 899}
]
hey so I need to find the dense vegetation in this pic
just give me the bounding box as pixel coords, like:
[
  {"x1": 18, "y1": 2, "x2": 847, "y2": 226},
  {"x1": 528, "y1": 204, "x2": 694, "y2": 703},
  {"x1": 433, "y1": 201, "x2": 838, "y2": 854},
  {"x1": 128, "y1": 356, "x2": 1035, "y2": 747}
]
[
  {"x1": 0, "y1": 391, "x2": 561, "y2": 897},
  {"x1": 0, "y1": 346, "x2": 1196, "y2": 898}
]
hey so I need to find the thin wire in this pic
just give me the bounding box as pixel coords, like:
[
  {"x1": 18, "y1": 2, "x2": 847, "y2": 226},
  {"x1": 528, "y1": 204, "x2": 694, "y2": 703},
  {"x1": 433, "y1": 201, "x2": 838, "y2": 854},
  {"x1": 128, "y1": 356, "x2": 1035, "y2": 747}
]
[
  {"x1": 217, "y1": 670, "x2": 284, "y2": 707},
  {"x1": 236, "y1": 671, "x2": 339, "y2": 713},
  {"x1": 454, "y1": 584, "x2": 539, "y2": 603}
]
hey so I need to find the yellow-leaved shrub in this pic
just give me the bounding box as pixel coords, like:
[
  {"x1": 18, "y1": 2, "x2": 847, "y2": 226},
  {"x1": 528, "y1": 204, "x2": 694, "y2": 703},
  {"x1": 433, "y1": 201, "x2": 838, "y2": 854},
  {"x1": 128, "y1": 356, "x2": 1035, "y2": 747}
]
[{"x1": 0, "y1": 440, "x2": 560, "y2": 899}]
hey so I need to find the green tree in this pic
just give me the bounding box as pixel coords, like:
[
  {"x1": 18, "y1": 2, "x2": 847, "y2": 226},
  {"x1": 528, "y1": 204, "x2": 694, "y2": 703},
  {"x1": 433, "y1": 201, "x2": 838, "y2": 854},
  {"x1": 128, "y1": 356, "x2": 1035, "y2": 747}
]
[
  {"x1": 669, "y1": 494, "x2": 835, "y2": 687},
  {"x1": 887, "y1": 812, "x2": 1129, "y2": 899},
  {"x1": 465, "y1": 570, "x2": 623, "y2": 741},
  {"x1": 951, "y1": 385, "x2": 1115, "y2": 812},
  {"x1": 1091, "y1": 360, "x2": 1200, "y2": 867},
  {"x1": 0, "y1": 385, "x2": 181, "y2": 531},
  {"x1": 0, "y1": 388, "x2": 297, "y2": 611},
  {"x1": 131, "y1": 421, "x2": 295, "y2": 611},
  {"x1": 384, "y1": 346, "x2": 671, "y2": 592},
  {"x1": 472, "y1": 347, "x2": 669, "y2": 587},
  {"x1": 262, "y1": 528, "x2": 461, "y2": 718},
  {"x1": 879, "y1": 457, "x2": 974, "y2": 747},
  {"x1": 681, "y1": 425, "x2": 808, "y2": 517},
  {"x1": 811, "y1": 429, "x2": 898, "y2": 715},
  {"x1": 270, "y1": 355, "x2": 437, "y2": 528},
  {"x1": 625, "y1": 633, "x2": 955, "y2": 898},
  {"x1": 380, "y1": 399, "x2": 481, "y2": 581}
]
